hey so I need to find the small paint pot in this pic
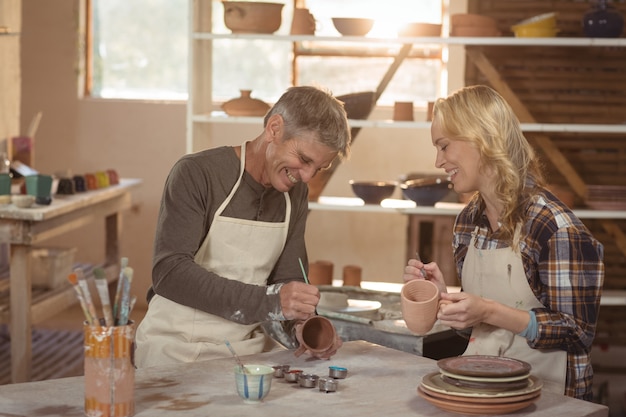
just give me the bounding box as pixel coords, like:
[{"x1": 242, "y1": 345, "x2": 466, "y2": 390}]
[
  {"x1": 285, "y1": 369, "x2": 303, "y2": 383},
  {"x1": 318, "y1": 377, "x2": 338, "y2": 393},
  {"x1": 329, "y1": 366, "x2": 348, "y2": 379},
  {"x1": 272, "y1": 364, "x2": 290, "y2": 378},
  {"x1": 298, "y1": 373, "x2": 319, "y2": 388}
]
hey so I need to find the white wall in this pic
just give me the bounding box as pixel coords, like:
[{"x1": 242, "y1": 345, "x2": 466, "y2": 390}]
[{"x1": 20, "y1": 0, "x2": 466, "y2": 306}]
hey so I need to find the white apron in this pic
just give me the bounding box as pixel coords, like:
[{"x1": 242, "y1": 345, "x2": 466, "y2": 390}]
[
  {"x1": 462, "y1": 226, "x2": 567, "y2": 395},
  {"x1": 135, "y1": 142, "x2": 291, "y2": 368}
]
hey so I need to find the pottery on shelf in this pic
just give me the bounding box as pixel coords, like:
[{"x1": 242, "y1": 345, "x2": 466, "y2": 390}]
[
  {"x1": 222, "y1": 90, "x2": 270, "y2": 117},
  {"x1": 583, "y1": 0, "x2": 624, "y2": 38}
]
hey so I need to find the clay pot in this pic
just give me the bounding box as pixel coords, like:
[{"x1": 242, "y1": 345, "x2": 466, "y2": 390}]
[
  {"x1": 400, "y1": 279, "x2": 440, "y2": 335},
  {"x1": 298, "y1": 316, "x2": 337, "y2": 354},
  {"x1": 308, "y1": 260, "x2": 333, "y2": 286},
  {"x1": 223, "y1": 1, "x2": 284, "y2": 34},
  {"x1": 222, "y1": 90, "x2": 270, "y2": 117},
  {"x1": 342, "y1": 265, "x2": 362, "y2": 287}
]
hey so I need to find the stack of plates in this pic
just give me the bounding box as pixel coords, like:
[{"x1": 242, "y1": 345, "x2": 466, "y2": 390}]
[
  {"x1": 418, "y1": 356, "x2": 542, "y2": 415},
  {"x1": 585, "y1": 185, "x2": 626, "y2": 210}
]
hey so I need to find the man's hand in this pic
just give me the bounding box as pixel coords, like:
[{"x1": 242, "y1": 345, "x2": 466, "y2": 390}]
[{"x1": 280, "y1": 281, "x2": 320, "y2": 321}]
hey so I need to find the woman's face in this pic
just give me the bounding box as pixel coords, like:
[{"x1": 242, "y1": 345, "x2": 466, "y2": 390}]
[
  {"x1": 264, "y1": 132, "x2": 337, "y2": 192},
  {"x1": 431, "y1": 119, "x2": 484, "y2": 195}
]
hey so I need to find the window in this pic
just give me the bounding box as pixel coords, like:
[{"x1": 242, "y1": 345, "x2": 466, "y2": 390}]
[
  {"x1": 87, "y1": 0, "x2": 445, "y2": 104},
  {"x1": 211, "y1": 0, "x2": 445, "y2": 105},
  {"x1": 88, "y1": 0, "x2": 188, "y2": 99}
]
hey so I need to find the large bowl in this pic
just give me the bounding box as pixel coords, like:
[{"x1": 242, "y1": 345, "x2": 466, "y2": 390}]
[
  {"x1": 336, "y1": 92, "x2": 375, "y2": 120},
  {"x1": 234, "y1": 364, "x2": 274, "y2": 403},
  {"x1": 511, "y1": 12, "x2": 556, "y2": 31},
  {"x1": 349, "y1": 180, "x2": 397, "y2": 205},
  {"x1": 400, "y1": 176, "x2": 451, "y2": 206},
  {"x1": 223, "y1": 1, "x2": 284, "y2": 34},
  {"x1": 398, "y1": 22, "x2": 442, "y2": 37},
  {"x1": 332, "y1": 17, "x2": 375, "y2": 36}
]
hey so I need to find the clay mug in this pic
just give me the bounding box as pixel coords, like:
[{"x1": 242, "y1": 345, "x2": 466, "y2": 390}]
[
  {"x1": 296, "y1": 315, "x2": 337, "y2": 355},
  {"x1": 291, "y1": 8, "x2": 316, "y2": 35},
  {"x1": 342, "y1": 264, "x2": 362, "y2": 287},
  {"x1": 400, "y1": 279, "x2": 441, "y2": 335},
  {"x1": 308, "y1": 260, "x2": 333, "y2": 286}
]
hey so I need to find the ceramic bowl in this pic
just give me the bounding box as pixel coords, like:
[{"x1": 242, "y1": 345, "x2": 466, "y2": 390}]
[
  {"x1": 336, "y1": 92, "x2": 375, "y2": 120},
  {"x1": 332, "y1": 17, "x2": 375, "y2": 36},
  {"x1": 223, "y1": 1, "x2": 284, "y2": 34},
  {"x1": 512, "y1": 26, "x2": 559, "y2": 38},
  {"x1": 398, "y1": 22, "x2": 442, "y2": 37},
  {"x1": 349, "y1": 180, "x2": 397, "y2": 205},
  {"x1": 511, "y1": 12, "x2": 557, "y2": 31},
  {"x1": 12, "y1": 194, "x2": 36, "y2": 208},
  {"x1": 234, "y1": 364, "x2": 274, "y2": 403},
  {"x1": 400, "y1": 176, "x2": 451, "y2": 206}
]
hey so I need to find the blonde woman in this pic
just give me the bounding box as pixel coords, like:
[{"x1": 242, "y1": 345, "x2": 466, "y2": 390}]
[{"x1": 403, "y1": 85, "x2": 604, "y2": 400}]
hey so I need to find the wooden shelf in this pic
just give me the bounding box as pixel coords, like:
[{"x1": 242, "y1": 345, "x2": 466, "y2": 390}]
[
  {"x1": 194, "y1": 32, "x2": 626, "y2": 47},
  {"x1": 309, "y1": 197, "x2": 626, "y2": 220},
  {"x1": 194, "y1": 112, "x2": 626, "y2": 134}
]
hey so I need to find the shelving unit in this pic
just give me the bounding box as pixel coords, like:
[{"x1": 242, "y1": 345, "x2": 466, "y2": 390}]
[{"x1": 188, "y1": 0, "x2": 626, "y2": 292}]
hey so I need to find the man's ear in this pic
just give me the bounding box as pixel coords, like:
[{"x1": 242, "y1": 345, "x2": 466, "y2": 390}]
[{"x1": 265, "y1": 114, "x2": 284, "y2": 142}]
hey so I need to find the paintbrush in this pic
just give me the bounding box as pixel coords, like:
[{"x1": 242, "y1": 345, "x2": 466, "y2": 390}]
[
  {"x1": 74, "y1": 267, "x2": 99, "y2": 325},
  {"x1": 415, "y1": 251, "x2": 427, "y2": 278},
  {"x1": 67, "y1": 272, "x2": 94, "y2": 324},
  {"x1": 117, "y1": 266, "x2": 133, "y2": 326},
  {"x1": 224, "y1": 339, "x2": 249, "y2": 373},
  {"x1": 112, "y1": 257, "x2": 128, "y2": 324},
  {"x1": 298, "y1": 257, "x2": 310, "y2": 284},
  {"x1": 93, "y1": 267, "x2": 114, "y2": 326}
]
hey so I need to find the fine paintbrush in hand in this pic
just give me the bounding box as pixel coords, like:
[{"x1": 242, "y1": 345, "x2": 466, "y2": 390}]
[{"x1": 415, "y1": 251, "x2": 427, "y2": 278}]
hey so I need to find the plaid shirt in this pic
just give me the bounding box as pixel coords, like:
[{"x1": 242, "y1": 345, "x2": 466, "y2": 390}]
[{"x1": 452, "y1": 189, "x2": 604, "y2": 401}]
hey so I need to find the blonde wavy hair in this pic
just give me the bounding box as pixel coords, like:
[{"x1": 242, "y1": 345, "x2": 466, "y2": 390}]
[{"x1": 433, "y1": 85, "x2": 545, "y2": 244}]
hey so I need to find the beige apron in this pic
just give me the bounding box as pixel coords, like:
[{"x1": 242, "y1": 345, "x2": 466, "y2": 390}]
[
  {"x1": 462, "y1": 226, "x2": 567, "y2": 395},
  {"x1": 135, "y1": 142, "x2": 291, "y2": 368}
]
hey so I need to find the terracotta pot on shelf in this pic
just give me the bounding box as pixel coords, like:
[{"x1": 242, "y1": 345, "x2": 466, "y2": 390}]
[
  {"x1": 222, "y1": 90, "x2": 270, "y2": 117},
  {"x1": 308, "y1": 260, "x2": 334, "y2": 286},
  {"x1": 342, "y1": 265, "x2": 362, "y2": 287}
]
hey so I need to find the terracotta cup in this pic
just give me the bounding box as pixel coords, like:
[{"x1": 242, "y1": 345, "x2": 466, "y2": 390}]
[
  {"x1": 308, "y1": 260, "x2": 333, "y2": 286},
  {"x1": 298, "y1": 316, "x2": 337, "y2": 354},
  {"x1": 342, "y1": 264, "x2": 362, "y2": 287},
  {"x1": 393, "y1": 101, "x2": 414, "y2": 121},
  {"x1": 84, "y1": 321, "x2": 135, "y2": 417},
  {"x1": 291, "y1": 8, "x2": 316, "y2": 35},
  {"x1": 400, "y1": 279, "x2": 440, "y2": 335}
]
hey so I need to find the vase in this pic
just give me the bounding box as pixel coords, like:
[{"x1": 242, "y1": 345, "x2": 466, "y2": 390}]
[
  {"x1": 583, "y1": 0, "x2": 624, "y2": 38},
  {"x1": 222, "y1": 90, "x2": 270, "y2": 117}
]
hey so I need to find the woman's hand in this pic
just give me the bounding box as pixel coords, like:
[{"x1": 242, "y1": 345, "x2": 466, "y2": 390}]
[
  {"x1": 293, "y1": 320, "x2": 343, "y2": 359},
  {"x1": 279, "y1": 281, "x2": 319, "y2": 321},
  {"x1": 402, "y1": 258, "x2": 448, "y2": 294},
  {"x1": 437, "y1": 292, "x2": 488, "y2": 330}
]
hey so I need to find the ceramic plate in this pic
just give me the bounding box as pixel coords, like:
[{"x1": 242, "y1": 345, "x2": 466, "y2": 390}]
[
  {"x1": 439, "y1": 368, "x2": 531, "y2": 383},
  {"x1": 420, "y1": 372, "x2": 543, "y2": 398},
  {"x1": 437, "y1": 355, "x2": 531, "y2": 378},
  {"x1": 419, "y1": 383, "x2": 541, "y2": 404},
  {"x1": 418, "y1": 386, "x2": 539, "y2": 415},
  {"x1": 441, "y1": 374, "x2": 530, "y2": 392}
]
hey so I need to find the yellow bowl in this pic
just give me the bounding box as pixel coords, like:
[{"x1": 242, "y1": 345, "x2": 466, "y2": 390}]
[
  {"x1": 511, "y1": 12, "x2": 557, "y2": 31},
  {"x1": 513, "y1": 26, "x2": 559, "y2": 38}
]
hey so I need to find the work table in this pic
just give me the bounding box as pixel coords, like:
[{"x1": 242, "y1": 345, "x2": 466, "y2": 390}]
[{"x1": 0, "y1": 341, "x2": 608, "y2": 416}]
